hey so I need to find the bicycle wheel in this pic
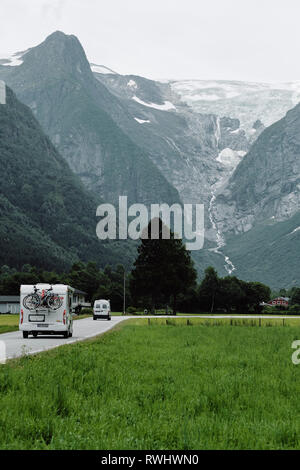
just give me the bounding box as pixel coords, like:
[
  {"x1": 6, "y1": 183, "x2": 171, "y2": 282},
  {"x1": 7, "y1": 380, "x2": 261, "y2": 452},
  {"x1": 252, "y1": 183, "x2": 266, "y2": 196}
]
[
  {"x1": 47, "y1": 294, "x2": 62, "y2": 310},
  {"x1": 23, "y1": 294, "x2": 40, "y2": 310}
]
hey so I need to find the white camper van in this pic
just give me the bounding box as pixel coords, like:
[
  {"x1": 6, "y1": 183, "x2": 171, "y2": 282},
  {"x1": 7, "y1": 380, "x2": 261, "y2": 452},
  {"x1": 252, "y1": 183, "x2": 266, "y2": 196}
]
[
  {"x1": 93, "y1": 299, "x2": 111, "y2": 321},
  {"x1": 19, "y1": 284, "x2": 74, "y2": 338}
]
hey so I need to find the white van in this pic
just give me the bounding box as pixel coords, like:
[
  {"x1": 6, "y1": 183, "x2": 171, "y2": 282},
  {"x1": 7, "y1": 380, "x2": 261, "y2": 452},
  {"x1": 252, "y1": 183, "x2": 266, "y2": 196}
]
[
  {"x1": 93, "y1": 299, "x2": 111, "y2": 321},
  {"x1": 19, "y1": 284, "x2": 75, "y2": 338}
]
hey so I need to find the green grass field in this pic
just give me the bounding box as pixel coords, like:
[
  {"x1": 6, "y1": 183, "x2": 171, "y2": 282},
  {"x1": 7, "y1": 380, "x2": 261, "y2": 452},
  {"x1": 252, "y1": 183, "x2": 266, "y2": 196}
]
[
  {"x1": 0, "y1": 321, "x2": 300, "y2": 449},
  {"x1": 0, "y1": 315, "x2": 20, "y2": 334}
]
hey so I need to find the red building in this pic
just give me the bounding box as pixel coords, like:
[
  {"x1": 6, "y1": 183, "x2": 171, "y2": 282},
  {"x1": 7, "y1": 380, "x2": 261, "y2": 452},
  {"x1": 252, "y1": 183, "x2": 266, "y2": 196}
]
[{"x1": 267, "y1": 297, "x2": 289, "y2": 308}]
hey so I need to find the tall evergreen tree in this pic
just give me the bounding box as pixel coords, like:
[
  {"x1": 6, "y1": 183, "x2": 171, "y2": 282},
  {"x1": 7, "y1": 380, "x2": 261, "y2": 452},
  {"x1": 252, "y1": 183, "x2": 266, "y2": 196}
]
[
  {"x1": 198, "y1": 266, "x2": 220, "y2": 313},
  {"x1": 130, "y1": 218, "x2": 197, "y2": 313}
]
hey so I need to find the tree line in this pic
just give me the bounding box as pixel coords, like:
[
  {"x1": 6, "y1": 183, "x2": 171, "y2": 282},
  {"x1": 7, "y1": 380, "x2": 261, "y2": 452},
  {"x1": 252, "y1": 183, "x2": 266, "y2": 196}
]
[{"x1": 1, "y1": 219, "x2": 299, "y2": 314}]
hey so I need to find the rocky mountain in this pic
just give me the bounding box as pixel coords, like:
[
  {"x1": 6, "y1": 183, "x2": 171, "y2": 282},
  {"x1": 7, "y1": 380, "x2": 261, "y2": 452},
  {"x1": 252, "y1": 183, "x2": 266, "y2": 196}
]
[
  {"x1": 1, "y1": 32, "x2": 300, "y2": 287},
  {"x1": 0, "y1": 32, "x2": 180, "y2": 207},
  {"x1": 209, "y1": 101, "x2": 300, "y2": 288},
  {"x1": 215, "y1": 102, "x2": 300, "y2": 234},
  {"x1": 0, "y1": 85, "x2": 134, "y2": 271},
  {"x1": 94, "y1": 70, "x2": 262, "y2": 209},
  {"x1": 0, "y1": 32, "x2": 258, "y2": 253},
  {"x1": 91, "y1": 64, "x2": 268, "y2": 275}
]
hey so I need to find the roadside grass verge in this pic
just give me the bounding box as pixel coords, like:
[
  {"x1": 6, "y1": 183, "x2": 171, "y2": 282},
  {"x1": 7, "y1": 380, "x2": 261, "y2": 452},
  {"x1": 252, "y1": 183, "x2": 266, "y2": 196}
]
[
  {"x1": 0, "y1": 322, "x2": 299, "y2": 449},
  {"x1": 0, "y1": 313, "x2": 108, "y2": 334},
  {"x1": 0, "y1": 315, "x2": 19, "y2": 334},
  {"x1": 127, "y1": 317, "x2": 300, "y2": 327},
  {"x1": 0, "y1": 325, "x2": 18, "y2": 334},
  {"x1": 0, "y1": 314, "x2": 299, "y2": 335}
]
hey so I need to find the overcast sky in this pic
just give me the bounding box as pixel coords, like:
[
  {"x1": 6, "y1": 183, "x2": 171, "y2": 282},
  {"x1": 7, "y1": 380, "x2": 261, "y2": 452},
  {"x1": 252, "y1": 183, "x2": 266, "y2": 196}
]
[{"x1": 1, "y1": 0, "x2": 300, "y2": 82}]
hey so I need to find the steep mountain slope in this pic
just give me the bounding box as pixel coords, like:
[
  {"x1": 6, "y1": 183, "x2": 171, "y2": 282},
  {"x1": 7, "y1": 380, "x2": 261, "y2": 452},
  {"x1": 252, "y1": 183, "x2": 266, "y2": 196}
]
[
  {"x1": 0, "y1": 32, "x2": 180, "y2": 207},
  {"x1": 0, "y1": 86, "x2": 133, "y2": 271},
  {"x1": 215, "y1": 102, "x2": 300, "y2": 234},
  {"x1": 211, "y1": 102, "x2": 300, "y2": 287},
  {"x1": 224, "y1": 212, "x2": 300, "y2": 289},
  {"x1": 94, "y1": 71, "x2": 261, "y2": 208}
]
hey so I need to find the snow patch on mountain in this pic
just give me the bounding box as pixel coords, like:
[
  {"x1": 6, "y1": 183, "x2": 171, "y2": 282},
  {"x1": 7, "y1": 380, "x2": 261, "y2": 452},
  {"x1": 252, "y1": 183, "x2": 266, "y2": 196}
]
[
  {"x1": 289, "y1": 226, "x2": 300, "y2": 235},
  {"x1": 168, "y1": 79, "x2": 300, "y2": 133},
  {"x1": 188, "y1": 93, "x2": 220, "y2": 101},
  {"x1": 90, "y1": 63, "x2": 117, "y2": 74},
  {"x1": 127, "y1": 79, "x2": 137, "y2": 89},
  {"x1": 170, "y1": 80, "x2": 244, "y2": 101},
  {"x1": 217, "y1": 148, "x2": 246, "y2": 168},
  {"x1": 134, "y1": 117, "x2": 150, "y2": 124},
  {"x1": 0, "y1": 51, "x2": 26, "y2": 67},
  {"x1": 132, "y1": 95, "x2": 176, "y2": 111}
]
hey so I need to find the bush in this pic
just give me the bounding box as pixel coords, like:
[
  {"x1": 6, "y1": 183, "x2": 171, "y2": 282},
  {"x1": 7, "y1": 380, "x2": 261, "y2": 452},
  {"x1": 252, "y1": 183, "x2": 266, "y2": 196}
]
[
  {"x1": 127, "y1": 306, "x2": 137, "y2": 314},
  {"x1": 288, "y1": 305, "x2": 300, "y2": 315},
  {"x1": 262, "y1": 306, "x2": 276, "y2": 314},
  {"x1": 275, "y1": 305, "x2": 287, "y2": 311},
  {"x1": 79, "y1": 308, "x2": 93, "y2": 316}
]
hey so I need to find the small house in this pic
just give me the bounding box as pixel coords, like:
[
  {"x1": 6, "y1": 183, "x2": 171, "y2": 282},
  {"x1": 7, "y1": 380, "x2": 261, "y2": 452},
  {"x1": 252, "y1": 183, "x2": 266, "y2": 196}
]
[
  {"x1": 73, "y1": 289, "x2": 91, "y2": 309},
  {"x1": 0, "y1": 296, "x2": 20, "y2": 314}
]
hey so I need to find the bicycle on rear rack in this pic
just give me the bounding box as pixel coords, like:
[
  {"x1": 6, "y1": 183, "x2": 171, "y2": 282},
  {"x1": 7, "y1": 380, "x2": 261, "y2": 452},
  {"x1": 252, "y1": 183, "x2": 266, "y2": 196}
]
[{"x1": 23, "y1": 286, "x2": 63, "y2": 311}]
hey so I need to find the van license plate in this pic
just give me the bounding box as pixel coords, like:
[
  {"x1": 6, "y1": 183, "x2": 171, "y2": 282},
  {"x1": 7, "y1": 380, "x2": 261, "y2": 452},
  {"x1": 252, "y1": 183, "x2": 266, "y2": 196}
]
[
  {"x1": 38, "y1": 324, "x2": 48, "y2": 327},
  {"x1": 29, "y1": 314, "x2": 45, "y2": 322}
]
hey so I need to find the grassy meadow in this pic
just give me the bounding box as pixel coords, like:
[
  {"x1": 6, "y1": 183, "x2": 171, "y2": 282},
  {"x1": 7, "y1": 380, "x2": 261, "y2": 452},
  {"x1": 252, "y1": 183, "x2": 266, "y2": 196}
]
[
  {"x1": 0, "y1": 320, "x2": 300, "y2": 449},
  {"x1": 0, "y1": 315, "x2": 19, "y2": 334}
]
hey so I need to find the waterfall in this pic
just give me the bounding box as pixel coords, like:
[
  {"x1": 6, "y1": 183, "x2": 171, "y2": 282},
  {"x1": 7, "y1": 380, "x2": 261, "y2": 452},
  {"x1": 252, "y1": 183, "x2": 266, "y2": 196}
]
[{"x1": 208, "y1": 187, "x2": 236, "y2": 275}]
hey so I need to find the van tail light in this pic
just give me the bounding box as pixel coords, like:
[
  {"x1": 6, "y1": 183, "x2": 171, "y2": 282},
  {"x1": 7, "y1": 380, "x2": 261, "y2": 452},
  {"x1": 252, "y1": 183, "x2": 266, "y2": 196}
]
[
  {"x1": 20, "y1": 309, "x2": 23, "y2": 324},
  {"x1": 63, "y1": 310, "x2": 66, "y2": 325}
]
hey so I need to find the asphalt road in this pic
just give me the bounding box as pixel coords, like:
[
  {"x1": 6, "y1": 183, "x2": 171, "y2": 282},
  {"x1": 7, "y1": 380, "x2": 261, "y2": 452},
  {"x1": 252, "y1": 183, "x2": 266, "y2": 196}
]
[
  {"x1": 0, "y1": 315, "x2": 299, "y2": 362},
  {"x1": 1, "y1": 316, "x2": 128, "y2": 361}
]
